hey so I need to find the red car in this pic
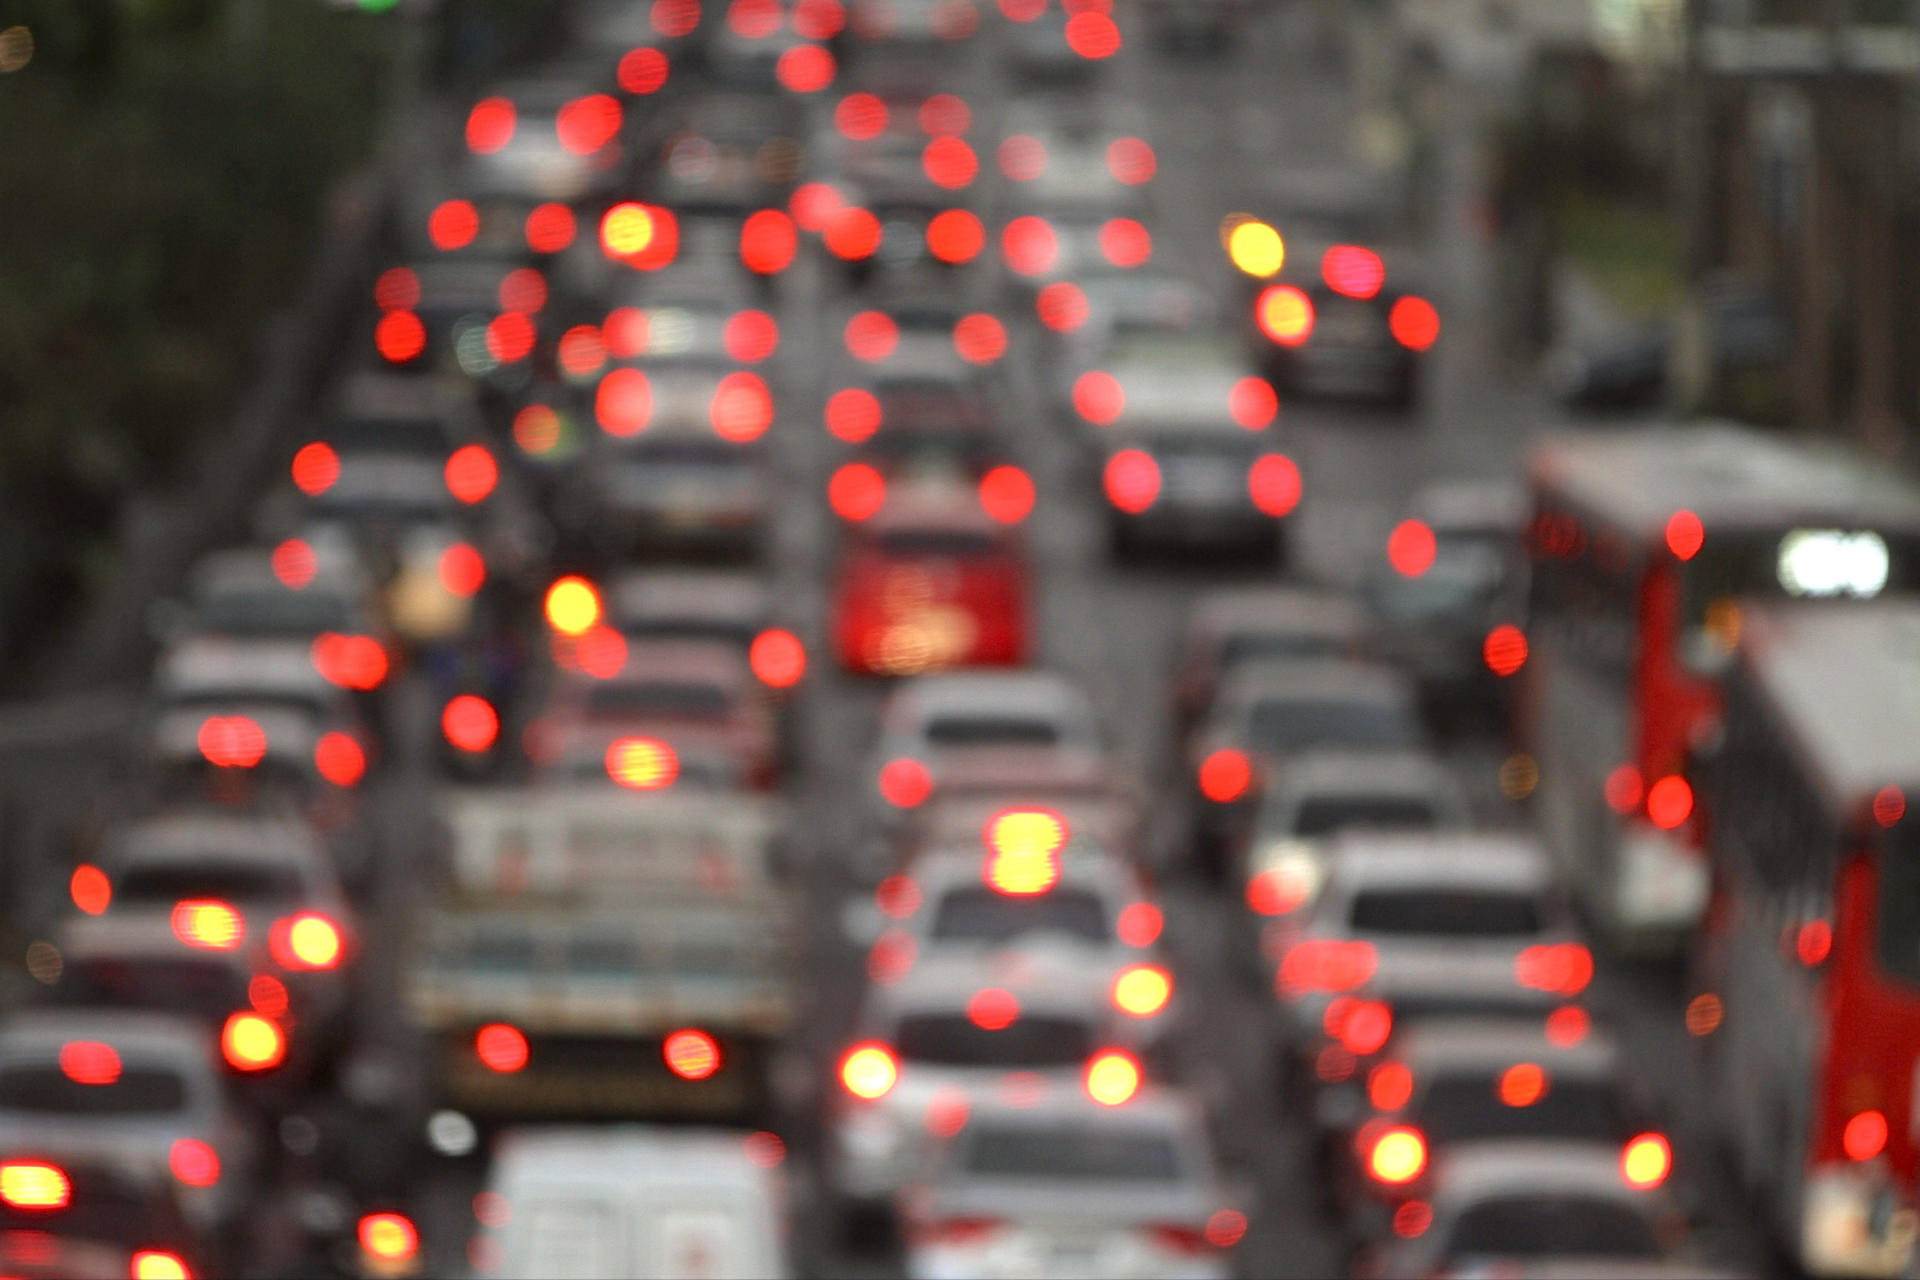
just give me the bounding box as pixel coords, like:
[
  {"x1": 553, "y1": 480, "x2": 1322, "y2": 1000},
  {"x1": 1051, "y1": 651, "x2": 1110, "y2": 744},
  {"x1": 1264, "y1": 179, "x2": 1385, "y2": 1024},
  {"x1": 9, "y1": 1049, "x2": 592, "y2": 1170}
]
[{"x1": 832, "y1": 482, "x2": 1028, "y2": 675}]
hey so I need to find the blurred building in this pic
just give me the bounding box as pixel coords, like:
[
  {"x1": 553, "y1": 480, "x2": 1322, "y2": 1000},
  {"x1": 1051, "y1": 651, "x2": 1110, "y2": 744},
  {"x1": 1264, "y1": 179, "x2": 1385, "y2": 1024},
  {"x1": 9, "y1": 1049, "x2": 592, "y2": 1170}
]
[{"x1": 1676, "y1": 0, "x2": 1920, "y2": 447}]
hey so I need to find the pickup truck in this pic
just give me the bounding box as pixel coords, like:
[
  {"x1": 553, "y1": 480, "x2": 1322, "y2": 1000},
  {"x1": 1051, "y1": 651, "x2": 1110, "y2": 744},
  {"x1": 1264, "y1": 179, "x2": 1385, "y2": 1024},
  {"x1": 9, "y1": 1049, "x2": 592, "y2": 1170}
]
[{"x1": 406, "y1": 787, "x2": 793, "y2": 1122}]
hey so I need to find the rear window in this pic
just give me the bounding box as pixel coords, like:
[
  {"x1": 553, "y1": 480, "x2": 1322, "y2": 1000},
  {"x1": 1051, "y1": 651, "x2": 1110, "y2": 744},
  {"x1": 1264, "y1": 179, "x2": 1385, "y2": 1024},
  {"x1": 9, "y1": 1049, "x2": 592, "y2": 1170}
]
[
  {"x1": 196, "y1": 590, "x2": 350, "y2": 637},
  {"x1": 1292, "y1": 798, "x2": 1436, "y2": 837},
  {"x1": 0, "y1": 1065, "x2": 187, "y2": 1115},
  {"x1": 1444, "y1": 1197, "x2": 1660, "y2": 1259},
  {"x1": 964, "y1": 1127, "x2": 1182, "y2": 1181},
  {"x1": 586, "y1": 681, "x2": 732, "y2": 720},
  {"x1": 1350, "y1": 890, "x2": 1542, "y2": 936},
  {"x1": 1418, "y1": 1077, "x2": 1628, "y2": 1144},
  {"x1": 930, "y1": 888, "x2": 1109, "y2": 944},
  {"x1": 925, "y1": 717, "x2": 1059, "y2": 749},
  {"x1": 877, "y1": 531, "x2": 999, "y2": 557},
  {"x1": 1248, "y1": 698, "x2": 1418, "y2": 754},
  {"x1": 326, "y1": 418, "x2": 449, "y2": 456},
  {"x1": 895, "y1": 1015, "x2": 1091, "y2": 1067},
  {"x1": 115, "y1": 865, "x2": 303, "y2": 906}
]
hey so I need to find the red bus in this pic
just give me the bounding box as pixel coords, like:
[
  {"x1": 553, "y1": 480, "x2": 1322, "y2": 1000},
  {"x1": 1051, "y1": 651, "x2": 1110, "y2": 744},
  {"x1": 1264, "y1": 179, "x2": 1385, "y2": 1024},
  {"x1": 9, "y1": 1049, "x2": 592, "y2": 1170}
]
[
  {"x1": 1692, "y1": 602, "x2": 1920, "y2": 1275},
  {"x1": 1524, "y1": 424, "x2": 1920, "y2": 952}
]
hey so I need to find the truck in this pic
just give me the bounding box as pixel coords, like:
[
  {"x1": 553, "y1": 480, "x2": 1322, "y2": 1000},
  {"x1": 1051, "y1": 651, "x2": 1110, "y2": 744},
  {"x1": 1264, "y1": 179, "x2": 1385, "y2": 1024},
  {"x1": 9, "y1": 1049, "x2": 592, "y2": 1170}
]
[{"x1": 405, "y1": 786, "x2": 793, "y2": 1123}]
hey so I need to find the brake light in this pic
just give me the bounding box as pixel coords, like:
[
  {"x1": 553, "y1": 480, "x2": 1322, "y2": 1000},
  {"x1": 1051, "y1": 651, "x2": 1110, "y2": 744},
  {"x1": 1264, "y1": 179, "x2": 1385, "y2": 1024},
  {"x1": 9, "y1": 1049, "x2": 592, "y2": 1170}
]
[
  {"x1": 840, "y1": 1042, "x2": 899, "y2": 1099},
  {"x1": 1255, "y1": 285, "x2": 1313, "y2": 345},
  {"x1": 544, "y1": 576, "x2": 602, "y2": 635},
  {"x1": 359, "y1": 1213, "x2": 419, "y2": 1263},
  {"x1": 1104, "y1": 449, "x2": 1159, "y2": 513},
  {"x1": 1246, "y1": 864, "x2": 1313, "y2": 916},
  {"x1": 1001, "y1": 215, "x2": 1059, "y2": 277},
  {"x1": 1368, "y1": 1061, "x2": 1413, "y2": 1110},
  {"x1": 1622, "y1": 1132, "x2": 1671, "y2": 1188},
  {"x1": 1388, "y1": 296, "x2": 1440, "y2": 350},
  {"x1": 828, "y1": 462, "x2": 886, "y2": 521},
  {"x1": 221, "y1": 1014, "x2": 285, "y2": 1072},
  {"x1": 311, "y1": 633, "x2": 389, "y2": 691},
  {"x1": 172, "y1": 900, "x2": 242, "y2": 951},
  {"x1": 1324, "y1": 997, "x2": 1392, "y2": 1054},
  {"x1": 1546, "y1": 1005, "x2": 1590, "y2": 1045},
  {"x1": 825, "y1": 387, "x2": 882, "y2": 442},
  {"x1": 526, "y1": 202, "x2": 575, "y2": 253},
  {"x1": 740, "y1": 210, "x2": 797, "y2": 274},
  {"x1": 914, "y1": 1217, "x2": 1003, "y2": 1245},
  {"x1": 273, "y1": 537, "x2": 317, "y2": 588},
  {"x1": 1197, "y1": 748, "x2": 1251, "y2": 802},
  {"x1": 70, "y1": 865, "x2": 110, "y2": 915},
  {"x1": 1249, "y1": 454, "x2": 1302, "y2": 517},
  {"x1": 750, "y1": 628, "x2": 806, "y2": 688},
  {"x1": 878, "y1": 758, "x2": 932, "y2": 807},
  {"x1": 1499, "y1": 1062, "x2": 1548, "y2": 1107},
  {"x1": 428, "y1": 199, "x2": 479, "y2": 251},
  {"x1": 1278, "y1": 939, "x2": 1378, "y2": 994},
  {"x1": 597, "y1": 367, "x2": 652, "y2": 435},
  {"x1": 1845, "y1": 1110, "x2": 1889, "y2": 1162},
  {"x1": 984, "y1": 808, "x2": 1067, "y2": 895},
  {"x1": 711, "y1": 371, "x2": 774, "y2": 442},
  {"x1": 1484, "y1": 624, "x2": 1528, "y2": 676},
  {"x1": 1037, "y1": 281, "x2": 1089, "y2": 331},
  {"x1": 1665, "y1": 509, "x2": 1704, "y2": 561},
  {"x1": 824, "y1": 206, "x2": 882, "y2": 260},
  {"x1": 1515, "y1": 944, "x2": 1593, "y2": 996},
  {"x1": 1075, "y1": 371, "x2": 1125, "y2": 424},
  {"x1": 1116, "y1": 902, "x2": 1163, "y2": 946},
  {"x1": 314, "y1": 732, "x2": 366, "y2": 787},
  {"x1": 1085, "y1": 1049, "x2": 1141, "y2": 1106},
  {"x1": 442, "y1": 695, "x2": 500, "y2": 752},
  {"x1": 876, "y1": 875, "x2": 921, "y2": 918},
  {"x1": 663, "y1": 1029, "x2": 722, "y2": 1080},
  {"x1": 198, "y1": 716, "x2": 266, "y2": 769},
  {"x1": 466, "y1": 96, "x2": 514, "y2": 153},
  {"x1": 601, "y1": 202, "x2": 656, "y2": 257},
  {"x1": 132, "y1": 1251, "x2": 192, "y2": 1280},
  {"x1": 725, "y1": 309, "x2": 780, "y2": 362},
  {"x1": 1368, "y1": 1126, "x2": 1427, "y2": 1184},
  {"x1": 60, "y1": 1040, "x2": 121, "y2": 1086},
  {"x1": 927, "y1": 209, "x2": 984, "y2": 263},
  {"x1": 922, "y1": 135, "x2": 978, "y2": 189},
  {"x1": 475, "y1": 1023, "x2": 529, "y2": 1073},
  {"x1": 169, "y1": 1138, "x2": 220, "y2": 1188},
  {"x1": 0, "y1": 1162, "x2": 67, "y2": 1209},
  {"x1": 1229, "y1": 376, "x2": 1278, "y2": 429},
  {"x1": 1605, "y1": 765, "x2": 1644, "y2": 814},
  {"x1": 1322, "y1": 245, "x2": 1384, "y2": 299},
  {"x1": 269, "y1": 914, "x2": 343, "y2": 970},
  {"x1": 1647, "y1": 776, "x2": 1693, "y2": 830},
  {"x1": 978, "y1": 465, "x2": 1034, "y2": 523},
  {"x1": 1112, "y1": 964, "x2": 1173, "y2": 1017},
  {"x1": 967, "y1": 987, "x2": 1019, "y2": 1030},
  {"x1": 607, "y1": 737, "x2": 678, "y2": 790}
]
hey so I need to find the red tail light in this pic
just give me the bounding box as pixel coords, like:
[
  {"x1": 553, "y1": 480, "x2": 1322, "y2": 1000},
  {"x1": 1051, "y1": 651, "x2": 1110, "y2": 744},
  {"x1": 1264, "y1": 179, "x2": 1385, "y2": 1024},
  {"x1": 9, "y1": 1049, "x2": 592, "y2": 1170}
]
[
  {"x1": 740, "y1": 209, "x2": 798, "y2": 274},
  {"x1": 978, "y1": 465, "x2": 1034, "y2": 523},
  {"x1": 60, "y1": 1040, "x2": 121, "y2": 1086},
  {"x1": 1117, "y1": 901, "x2": 1163, "y2": 946},
  {"x1": 829, "y1": 462, "x2": 886, "y2": 521},
  {"x1": 0, "y1": 1162, "x2": 68, "y2": 1209},
  {"x1": 198, "y1": 716, "x2": 266, "y2": 769},
  {"x1": 269, "y1": 913, "x2": 344, "y2": 970},
  {"x1": 711, "y1": 371, "x2": 773, "y2": 441},
  {"x1": 1367, "y1": 1125, "x2": 1427, "y2": 1184},
  {"x1": 835, "y1": 91, "x2": 887, "y2": 139},
  {"x1": 1622, "y1": 1132, "x2": 1671, "y2": 1188},
  {"x1": 1369, "y1": 1061, "x2": 1414, "y2": 1110},
  {"x1": 1255, "y1": 285, "x2": 1313, "y2": 346},
  {"x1": 1388, "y1": 519, "x2": 1436, "y2": 577},
  {"x1": 1278, "y1": 939, "x2": 1378, "y2": 995},
  {"x1": 913, "y1": 1217, "x2": 1003, "y2": 1245},
  {"x1": 1484, "y1": 624, "x2": 1527, "y2": 676},
  {"x1": 1515, "y1": 944, "x2": 1593, "y2": 996},
  {"x1": 725, "y1": 308, "x2": 779, "y2": 363},
  {"x1": 1037, "y1": 281, "x2": 1088, "y2": 331},
  {"x1": 314, "y1": 732, "x2": 366, "y2": 787},
  {"x1": 443, "y1": 695, "x2": 500, "y2": 753},
  {"x1": 1324, "y1": 997, "x2": 1392, "y2": 1054},
  {"x1": 878, "y1": 758, "x2": 932, "y2": 807},
  {"x1": 922, "y1": 136, "x2": 978, "y2": 189},
  {"x1": 172, "y1": 900, "x2": 243, "y2": 951},
  {"x1": 1099, "y1": 217, "x2": 1151, "y2": 267},
  {"x1": 1085, "y1": 1048, "x2": 1141, "y2": 1106},
  {"x1": 70, "y1": 865, "x2": 111, "y2": 915},
  {"x1": 221, "y1": 1013, "x2": 285, "y2": 1072},
  {"x1": 556, "y1": 93, "x2": 622, "y2": 155},
  {"x1": 825, "y1": 387, "x2": 882, "y2": 442},
  {"x1": 1197, "y1": 748, "x2": 1251, "y2": 802},
  {"x1": 1076, "y1": 372, "x2": 1126, "y2": 425},
  {"x1": 1104, "y1": 449, "x2": 1159, "y2": 513},
  {"x1": 967, "y1": 987, "x2": 1019, "y2": 1030},
  {"x1": 375, "y1": 311, "x2": 426, "y2": 363},
  {"x1": 446, "y1": 444, "x2": 498, "y2": 504},
  {"x1": 439, "y1": 542, "x2": 486, "y2": 596},
  {"x1": 663, "y1": 1028, "x2": 722, "y2": 1080},
  {"x1": 168, "y1": 1138, "x2": 220, "y2": 1188},
  {"x1": 927, "y1": 209, "x2": 984, "y2": 263},
  {"x1": 1322, "y1": 245, "x2": 1384, "y2": 299},
  {"x1": 311, "y1": 632, "x2": 389, "y2": 690},
  {"x1": 954, "y1": 313, "x2": 1008, "y2": 365},
  {"x1": 1647, "y1": 776, "x2": 1693, "y2": 829},
  {"x1": 132, "y1": 1251, "x2": 193, "y2": 1280},
  {"x1": 475, "y1": 1023, "x2": 529, "y2": 1073},
  {"x1": 1001, "y1": 215, "x2": 1059, "y2": 277},
  {"x1": 840, "y1": 1042, "x2": 899, "y2": 1099},
  {"x1": 750, "y1": 628, "x2": 807, "y2": 688},
  {"x1": 597, "y1": 367, "x2": 652, "y2": 435},
  {"x1": 1845, "y1": 1111, "x2": 1888, "y2": 1162},
  {"x1": 824, "y1": 206, "x2": 883, "y2": 260},
  {"x1": 1107, "y1": 136, "x2": 1155, "y2": 183},
  {"x1": 466, "y1": 97, "x2": 515, "y2": 153},
  {"x1": 526, "y1": 202, "x2": 576, "y2": 253},
  {"x1": 1389, "y1": 296, "x2": 1440, "y2": 350},
  {"x1": 428, "y1": 199, "x2": 480, "y2": 251},
  {"x1": 1064, "y1": 8, "x2": 1120, "y2": 57},
  {"x1": 358, "y1": 1213, "x2": 419, "y2": 1263}
]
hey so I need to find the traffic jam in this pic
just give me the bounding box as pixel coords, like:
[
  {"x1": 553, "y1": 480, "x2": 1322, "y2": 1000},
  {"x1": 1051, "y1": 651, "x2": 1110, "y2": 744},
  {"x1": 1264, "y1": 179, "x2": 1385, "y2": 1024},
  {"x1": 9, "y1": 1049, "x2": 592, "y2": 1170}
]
[{"x1": 11, "y1": 0, "x2": 1920, "y2": 1278}]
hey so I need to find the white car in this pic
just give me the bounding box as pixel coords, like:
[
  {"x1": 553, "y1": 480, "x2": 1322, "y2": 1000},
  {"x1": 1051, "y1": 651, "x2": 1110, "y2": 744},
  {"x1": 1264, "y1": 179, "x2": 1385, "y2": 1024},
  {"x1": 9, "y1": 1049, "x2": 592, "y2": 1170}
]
[
  {"x1": 828, "y1": 951, "x2": 1168, "y2": 1203},
  {"x1": 903, "y1": 1087, "x2": 1241, "y2": 1280},
  {"x1": 474, "y1": 1126, "x2": 789, "y2": 1279},
  {"x1": 0, "y1": 1010, "x2": 260, "y2": 1231},
  {"x1": 1173, "y1": 586, "x2": 1371, "y2": 727},
  {"x1": 868, "y1": 671, "x2": 1106, "y2": 825}
]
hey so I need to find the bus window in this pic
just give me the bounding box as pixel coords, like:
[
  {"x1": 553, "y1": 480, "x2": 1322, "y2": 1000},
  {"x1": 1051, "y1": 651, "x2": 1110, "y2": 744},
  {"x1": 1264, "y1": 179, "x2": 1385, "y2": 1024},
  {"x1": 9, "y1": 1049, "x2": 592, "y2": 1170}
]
[{"x1": 1528, "y1": 513, "x2": 1635, "y2": 688}]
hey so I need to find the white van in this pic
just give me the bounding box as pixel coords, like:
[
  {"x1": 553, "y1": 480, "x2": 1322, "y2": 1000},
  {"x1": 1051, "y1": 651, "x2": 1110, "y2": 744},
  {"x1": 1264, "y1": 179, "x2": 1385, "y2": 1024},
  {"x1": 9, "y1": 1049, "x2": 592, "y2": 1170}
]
[{"x1": 476, "y1": 1127, "x2": 789, "y2": 1279}]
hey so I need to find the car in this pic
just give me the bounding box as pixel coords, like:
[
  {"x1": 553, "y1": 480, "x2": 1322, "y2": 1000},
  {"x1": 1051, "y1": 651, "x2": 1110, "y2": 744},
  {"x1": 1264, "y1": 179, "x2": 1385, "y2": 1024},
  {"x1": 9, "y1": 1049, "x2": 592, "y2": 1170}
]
[
  {"x1": 298, "y1": 371, "x2": 484, "y2": 533},
  {"x1": 866, "y1": 671, "x2": 1101, "y2": 819},
  {"x1": 455, "y1": 74, "x2": 631, "y2": 205},
  {"x1": 1360, "y1": 479, "x2": 1529, "y2": 709},
  {"x1": 603, "y1": 264, "x2": 759, "y2": 366},
  {"x1": 146, "y1": 685, "x2": 373, "y2": 815},
  {"x1": 608, "y1": 568, "x2": 773, "y2": 651},
  {"x1": 850, "y1": 0, "x2": 980, "y2": 47},
  {"x1": 1249, "y1": 237, "x2": 1437, "y2": 410},
  {"x1": 1268, "y1": 832, "x2": 1590, "y2": 1093},
  {"x1": 165, "y1": 542, "x2": 382, "y2": 650},
  {"x1": 827, "y1": 949, "x2": 1173, "y2": 1205},
  {"x1": 652, "y1": 92, "x2": 801, "y2": 213},
  {"x1": 844, "y1": 379, "x2": 1011, "y2": 487},
  {"x1": 1331, "y1": 1019, "x2": 1662, "y2": 1234},
  {"x1": 901, "y1": 1087, "x2": 1243, "y2": 1280},
  {"x1": 0, "y1": 1010, "x2": 261, "y2": 1232},
  {"x1": 53, "y1": 814, "x2": 357, "y2": 1060},
  {"x1": 1059, "y1": 274, "x2": 1208, "y2": 372},
  {"x1": 471, "y1": 1126, "x2": 790, "y2": 1278},
  {"x1": 1172, "y1": 586, "x2": 1370, "y2": 729},
  {"x1": 530, "y1": 637, "x2": 779, "y2": 789},
  {"x1": 1004, "y1": 3, "x2": 1097, "y2": 81},
  {"x1": 831, "y1": 484, "x2": 1030, "y2": 675},
  {"x1": 1000, "y1": 95, "x2": 1152, "y2": 219},
  {"x1": 1142, "y1": 0, "x2": 1246, "y2": 53},
  {"x1": 1372, "y1": 1142, "x2": 1690, "y2": 1278},
  {"x1": 895, "y1": 790, "x2": 1142, "y2": 875},
  {"x1": 0, "y1": 1153, "x2": 204, "y2": 1280},
  {"x1": 833, "y1": 298, "x2": 980, "y2": 388},
  {"x1": 1187, "y1": 658, "x2": 1423, "y2": 851},
  {"x1": 1238, "y1": 748, "x2": 1470, "y2": 921}
]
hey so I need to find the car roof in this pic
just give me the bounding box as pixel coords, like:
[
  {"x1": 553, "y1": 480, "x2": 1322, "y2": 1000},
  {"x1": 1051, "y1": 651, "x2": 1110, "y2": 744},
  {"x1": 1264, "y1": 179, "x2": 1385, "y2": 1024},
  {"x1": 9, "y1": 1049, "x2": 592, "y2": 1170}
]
[
  {"x1": 0, "y1": 1009, "x2": 211, "y2": 1059},
  {"x1": 158, "y1": 637, "x2": 335, "y2": 700},
  {"x1": 108, "y1": 814, "x2": 323, "y2": 867},
  {"x1": 1392, "y1": 1018, "x2": 1620, "y2": 1077},
  {"x1": 1221, "y1": 657, "x2": 1413, "y2": 704},
  {"x1": 1530, "y1": 422, "x2": 1920, "y2": 543},
  {"x1": 1326, "y1": 831, "x2": 1553, "y2": 891},
  {"x1": 1738, "y1": 600, "x2": 1920, "y2": 816},
  {"x1": 891, "y1": 670, "x2": 1091, "y2": 721},
  {"x1": 1264, "y1": 749, "x2": 1459, "y2": 802},
  {"x1": 1190, "y1": 586, "x2": 1369, "y2": 643},
  {"x1": 959, "y1": 1083, "x2": 1200, "y2": 1132},
  {"x1": 491, "y1": 1125, "x2": 774, "y2": 1190},
  {"x1": 1430, "y1": 1140, "x2": 1655, "y2": 1209}
]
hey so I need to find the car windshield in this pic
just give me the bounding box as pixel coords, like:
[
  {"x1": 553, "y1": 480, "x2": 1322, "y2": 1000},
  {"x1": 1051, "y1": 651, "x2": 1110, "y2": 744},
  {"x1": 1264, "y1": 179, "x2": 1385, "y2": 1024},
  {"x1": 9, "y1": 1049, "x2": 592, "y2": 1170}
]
[
  {"x1": 585, "y1": 681, "x2": 733, "y2": 720},
  {"x1": 114, "y1": 864, "x2": 303, "y2": 905},
  {"x1": 1350, "y1": 890, "x2": 1543, "y2": 936},
  {"x1": 875, "y1": 530, "x2": 1000, "y2": 557},
  {"x1": 1246, "y1": 697, "x2": 1419, "y2": 754},
  {"x1": 1419, "y1": 1077, "x2": 1628, "y2": 1144},
  {"x1": 0, "y1": 1065, "x2": 187, "y2": 1115},
  {"x1": 1444, "y1": 1196, "x2": 1661, "y2": 1259},
  {"x1": 964, "y1": 1127, "x2": 1183, "y2": 1180},
  {"x1": 930, "y1": 887, "x2": 1109, "y2": 943},
  {"x1": 195, "y1": 590, "x2": 351, "y2": 637},
  {"x1": 925, "y1": 717, "x2": 1059, "y2": 748},
  {"x1": 894, "y1": 1014, "x2": 1091, "y2": 1067},
  {"x1": 1292, "y1": 797, "x2": 1437, "y2": 837}
]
